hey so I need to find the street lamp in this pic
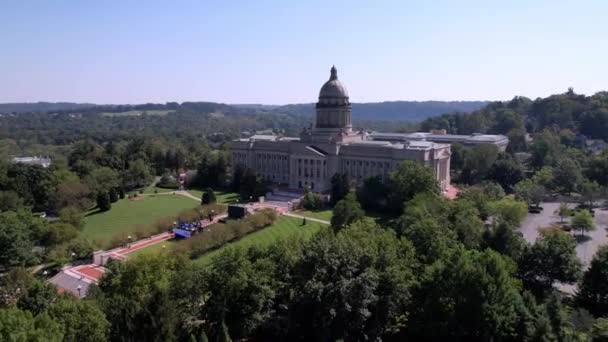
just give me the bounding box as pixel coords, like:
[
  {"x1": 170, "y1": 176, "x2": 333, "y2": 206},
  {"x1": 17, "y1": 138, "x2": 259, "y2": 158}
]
[
  {"x1": 71, "y1": 252, "x2": 76, "y2": 260},
  {"x1": 127, "y1": 235, "x2": 132, "y2": 248}
]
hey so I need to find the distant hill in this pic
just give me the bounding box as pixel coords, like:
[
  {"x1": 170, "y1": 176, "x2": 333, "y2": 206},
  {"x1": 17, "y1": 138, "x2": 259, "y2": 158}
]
[
  {"x1": 0, "y1": 102, "x2": 96, "y2": 113},
  {"x1": 0, "y1": 100, "x2": 488, "y2": 122},
  {"x1": 237, "y1": 101, "x2": 489, "y2": 121}
]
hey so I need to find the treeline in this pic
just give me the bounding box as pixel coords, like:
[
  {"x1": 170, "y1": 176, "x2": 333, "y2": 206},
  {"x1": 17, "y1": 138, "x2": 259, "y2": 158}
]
[{"x1": 421, "y1": 89, "x2": 608, "y2": 147}]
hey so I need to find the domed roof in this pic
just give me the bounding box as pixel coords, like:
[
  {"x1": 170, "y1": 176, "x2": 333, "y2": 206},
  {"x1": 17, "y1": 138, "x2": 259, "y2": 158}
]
[{"x1": 319, "y1": 66, "x2": 349, "y2": 98}]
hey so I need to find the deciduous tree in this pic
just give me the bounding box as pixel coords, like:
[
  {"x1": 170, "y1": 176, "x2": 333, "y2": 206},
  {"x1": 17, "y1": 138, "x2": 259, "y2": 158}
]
[{"x1": 330, "y1": 191, "x2": 364, "y2": 230}]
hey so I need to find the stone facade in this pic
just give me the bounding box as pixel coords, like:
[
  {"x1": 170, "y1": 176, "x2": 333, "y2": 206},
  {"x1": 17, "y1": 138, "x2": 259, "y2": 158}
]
[{"x1": 231, "y1": 66, "x2": 452, "y2": 193}]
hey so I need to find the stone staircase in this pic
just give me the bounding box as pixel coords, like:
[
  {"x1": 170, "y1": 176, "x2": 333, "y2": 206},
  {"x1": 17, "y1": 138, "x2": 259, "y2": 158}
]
[{"x1": 264, "y1": 189, "x2": 304, "y2": 210}]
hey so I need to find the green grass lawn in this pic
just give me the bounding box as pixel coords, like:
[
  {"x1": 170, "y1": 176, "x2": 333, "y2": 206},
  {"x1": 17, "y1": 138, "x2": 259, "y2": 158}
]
[
  {"x1": 295, "y1": 209, "x2": 333, "y2": 222},
  {"x1": 186, "y1": 189, "x2": 239, "y2": 204},
  {"x1": 195, "y1": 215, "x2": 327, "y2": 265},
  {"x1": 83, "y1": 195, "x2": 199, "y2": 246}
]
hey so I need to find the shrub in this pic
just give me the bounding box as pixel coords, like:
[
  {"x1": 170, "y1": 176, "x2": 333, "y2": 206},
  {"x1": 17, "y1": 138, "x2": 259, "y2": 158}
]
[
  {"x1": 109, "y1": 188, "x2": 119, "y2": 203},
  {"x1": 157, "y1": 173, "x2": 180, "y2": 189},
  {"x1": 96, "y1": 192, "x2": 111, "y2": 212},
  {"x1": 302, "y1": 189, "x2": 324, "y2": 210}
]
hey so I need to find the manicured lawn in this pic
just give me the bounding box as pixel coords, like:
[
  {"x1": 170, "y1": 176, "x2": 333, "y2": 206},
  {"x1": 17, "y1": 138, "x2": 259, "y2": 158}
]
[
  {"x1": 83, "y1": 195, "x2": 199, "y2": 246},
  {"x1": 186, "y1": 189, "x2": 239, "y2": 204},
  {"x1": 142, "y1": 186, "x2": 175, "y2": 194},
  {"x1": 195, "y1": 215, "x2": 327, "y2": 265},
  {"x1": 295, "y1": 209, "x2": 333, "y2": 222}
]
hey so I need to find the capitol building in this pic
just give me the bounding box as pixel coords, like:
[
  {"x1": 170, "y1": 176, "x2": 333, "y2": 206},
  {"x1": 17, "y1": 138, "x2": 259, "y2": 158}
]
[{"x1": 231, "y1": 66, "x2": 453, "y2": 193}]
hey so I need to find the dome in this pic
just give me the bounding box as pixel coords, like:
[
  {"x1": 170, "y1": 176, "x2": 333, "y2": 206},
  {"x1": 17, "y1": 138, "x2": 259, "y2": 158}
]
[{"x1": 319, "y1": 66, "x2": 349, "y2": 99}]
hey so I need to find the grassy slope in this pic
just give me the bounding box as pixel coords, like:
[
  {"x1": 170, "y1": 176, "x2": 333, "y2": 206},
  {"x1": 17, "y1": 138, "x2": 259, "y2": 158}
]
[
  {"x1": 83, "y1": 195, "x2": 199, "y2": 246},
  {"x1": 294, "y1": 209, "x2": 333, "y2": 222},
  {"x1": 195, "y1": 215, "x2": 326, "y2": 265}
]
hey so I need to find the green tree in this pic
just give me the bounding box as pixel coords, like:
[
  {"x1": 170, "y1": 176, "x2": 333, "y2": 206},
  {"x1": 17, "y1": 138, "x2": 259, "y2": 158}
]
[
  {"x1": 6, "y1": 164, "x2": 56, "y2": 212},
  {"x1": 578, "y1": 246, "x2": 608, "y2": 316},
  {"x1": 0, "y1": 268, "x2": 34, "y2": 308},
  {"x1": 572, "y1": 210, "x2": 595, "y2": 236},
  {"x1": 356, "y1": 175, "x2": 389, "y2": 212},
  {"x1": 552, "y1": 158, "x2": 583, "y2": 195},
  {"x1": 108, "y1": 188, "x2": 119, "y2": 203},
  {"x1": 201, "y1": 247, "x2": 279, "y2": 340},
  {"x1": 85, "y1": 167, "x2": 120, "y2": 195},
  {"x1": 17, "y1": 279, "x2": 58, "y2": 315},
  {"x1": 580, "y1": 179, "x2": 600, "y2": 209},
  {"x1": 489, "y1": 197, "x2": 528, "y2": 227},
  {"x1": 330, "y1": 173, "x2": 350, "y2": 206},
  {"x1": 122, "y1": 159, "x2": 153, "y2": 190},
  {"x1": 231, "y1": 164, "x2": 245, "y2": 193},
  {"x1": 290, "y1": 221, "x2": 416, "y2": 341},
  {"x1": 42, "y1": 223, "x2": 79, "y2": 247},
  {"x1": 47, "y1": 296, "x2": 109, "y2": 342},
  {"x1": 0, "y1": 191, "x2": 24, "y2": 212},
  {"x1": 482, "y1": 222, "x2": 527, "y2": 261},
  {"x1": 457, "y1": 182, "x2": 504, "y2": 220},
  {"x1": 449, "y1": 199, "x2": 484, "y2": 249},
  {"x1": 592, "y1": 318, "x2": 608, "y2": 342},
  {"x1": 97, "y1": 254, "x2": 182, "y2": 342},
  {"x1": 487, "y1": 156, "x2": 524, "y2": 192},
  {"x1": 330, "y1": 191, "x2": 364, "y2": 230},
  {"x1": 388, "y1": 160, "x2": 439, "y2": 213},
  {"x1": 587, "y1": 152, "x2": 608, "y2": 186},
  {"x1": 556, "y1": 202, "x2": 571, "y2": 223},
  {"x1": 96, "y1": 192, "x2": 111, "y2": 212},
  {"x1": 514, "y1": 178, "x2": 545, "y2": 209},
  {"x1": 0, "y1": 210, "x2": 45, "y2": 269},
  {"x1": 52, "y1": 180, "x2": 92, "y2": 211},
  {"x1": 0, "y1": 308, "x2": 63, "y2": 342},
  {"x1": 460, "y1": 144, "x2": 499, "y2": 184},
  {"x1": 397, "y1": 193, "x2": 459, "y2": 263},
  {"x1": 518, "y1": 228, "x2": 582, "y2": 295},
  {"x1": 410, "y1": 248, "x2": 525, "y2": 341},
  {"x1": 530, "y1": 129, "x2": 563, "y2": 169},
  {"x1": 201, "y1": 188, "x2": 216, "y2": 205},
  {"x1": 301, "y1": 187, "x2": 323, "y2": 210},
  {"x1": 58, "y1": 207, "x2": 85, "y2": 230}
]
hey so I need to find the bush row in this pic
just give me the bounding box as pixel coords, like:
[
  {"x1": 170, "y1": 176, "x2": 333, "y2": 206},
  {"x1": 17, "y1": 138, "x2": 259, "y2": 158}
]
[{"x1": 179, "y1": 209, "x2": 277, "y2": 259}]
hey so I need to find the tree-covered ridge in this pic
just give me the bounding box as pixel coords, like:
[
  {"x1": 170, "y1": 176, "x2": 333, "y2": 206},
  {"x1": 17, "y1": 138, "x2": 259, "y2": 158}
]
[
  {"x1": 0, "y1": 100, "x2": 488, "y2": 122},
  {"x1": 421, "y1": 89, "x2": 608, "y2": 140}
]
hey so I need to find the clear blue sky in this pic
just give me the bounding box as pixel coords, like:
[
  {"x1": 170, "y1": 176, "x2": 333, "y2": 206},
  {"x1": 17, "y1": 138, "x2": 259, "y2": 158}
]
[{"x1": 1, "y1": 0, "x2": 607, "y2": 104}]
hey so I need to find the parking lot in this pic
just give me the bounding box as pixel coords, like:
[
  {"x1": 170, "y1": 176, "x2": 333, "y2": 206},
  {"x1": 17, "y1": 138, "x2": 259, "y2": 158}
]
[{"x1": 520, "y1": 202, "x2": 608, "y2": 267}]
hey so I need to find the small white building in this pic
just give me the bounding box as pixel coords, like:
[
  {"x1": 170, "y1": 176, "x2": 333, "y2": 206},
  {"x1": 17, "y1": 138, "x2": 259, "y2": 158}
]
[{"x1": 12, "y1": 156, "x2": 52, "y2": 168}]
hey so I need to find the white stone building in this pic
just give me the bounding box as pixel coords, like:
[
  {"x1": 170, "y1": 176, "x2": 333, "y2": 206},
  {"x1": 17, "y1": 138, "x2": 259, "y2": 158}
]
[{"x1": 231, "y1": 66, "x2": 452, "y2": 193}]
